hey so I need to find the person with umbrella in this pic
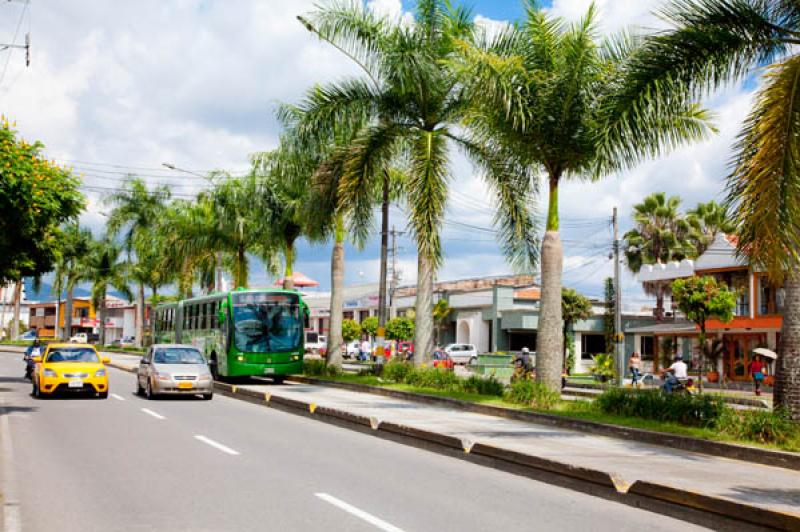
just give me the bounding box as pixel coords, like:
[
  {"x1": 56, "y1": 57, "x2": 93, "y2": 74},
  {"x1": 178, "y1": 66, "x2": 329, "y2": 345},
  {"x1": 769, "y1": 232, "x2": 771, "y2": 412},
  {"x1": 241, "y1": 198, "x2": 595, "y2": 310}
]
[{"x1": 749, "y1": 354, "x2": 766, "y2": 396}]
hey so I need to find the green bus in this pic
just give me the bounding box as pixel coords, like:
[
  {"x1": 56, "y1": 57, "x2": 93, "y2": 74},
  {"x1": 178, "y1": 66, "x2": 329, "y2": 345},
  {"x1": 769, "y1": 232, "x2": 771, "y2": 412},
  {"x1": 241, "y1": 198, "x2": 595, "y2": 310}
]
[{"x1": 153, "y1": 289, "x2": 306, "y2": 382}]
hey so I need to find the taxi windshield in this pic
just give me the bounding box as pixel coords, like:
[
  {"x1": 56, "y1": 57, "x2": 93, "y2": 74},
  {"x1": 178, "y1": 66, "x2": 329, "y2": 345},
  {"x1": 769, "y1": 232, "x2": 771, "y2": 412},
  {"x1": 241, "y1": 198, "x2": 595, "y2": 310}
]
[{"x1": 46, "y1": 348, "x2": 99, "y2": 363}]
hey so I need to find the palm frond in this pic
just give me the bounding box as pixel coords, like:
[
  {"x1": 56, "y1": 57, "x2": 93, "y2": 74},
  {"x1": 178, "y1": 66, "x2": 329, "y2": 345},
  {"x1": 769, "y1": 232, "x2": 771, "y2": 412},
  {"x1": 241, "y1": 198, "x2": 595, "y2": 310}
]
[{"x1": 727, "y1": 54, "x2": 800, "y2": 280}]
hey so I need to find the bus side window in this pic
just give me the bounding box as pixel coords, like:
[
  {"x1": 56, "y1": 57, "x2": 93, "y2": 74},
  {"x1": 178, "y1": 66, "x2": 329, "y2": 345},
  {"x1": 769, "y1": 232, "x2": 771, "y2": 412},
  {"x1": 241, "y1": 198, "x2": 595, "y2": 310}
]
[
  {"x1": 211, "y1": 302, "x2": 217, "y2": 328},
  {"x1": 221, "y1": 305, "x2": 230, "y2": 351}
]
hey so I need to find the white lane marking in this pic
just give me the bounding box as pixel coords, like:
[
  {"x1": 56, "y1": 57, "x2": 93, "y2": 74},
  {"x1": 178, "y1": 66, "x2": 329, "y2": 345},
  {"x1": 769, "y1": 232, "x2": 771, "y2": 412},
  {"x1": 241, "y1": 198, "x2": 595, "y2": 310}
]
[
  {"x1": 315, "y1": 493, "x2": 404, "y2": 532},
  {"x1": 0, "y1": 398, "x2": 22, "y2": 532},
  {"x1": 140, "y1": 408, "x2": 165, "y2": 420},
  {"x1": 111, "y1": 394, "x2": 125, "y2": 401},
  {"x1": 194, "y1": 435, "x2": 240, "y2": 456}
]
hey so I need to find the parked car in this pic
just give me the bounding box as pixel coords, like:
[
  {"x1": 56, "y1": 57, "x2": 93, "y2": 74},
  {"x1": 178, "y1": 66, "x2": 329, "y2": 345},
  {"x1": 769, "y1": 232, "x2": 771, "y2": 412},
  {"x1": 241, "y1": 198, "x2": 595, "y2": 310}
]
[
  {"x1": 31, "y1": 343, "x2": 110, "y2": 399},
  {"x1": 343, "y1": 340, "x2": 360, "y2": 359},
  {"x1": 20, "y1": 330, "x2": 38, "y2": 341},
  {"x1": 432, "y1": 350, "x2": 454, "y2": 370},
  {"x1": 304, "y1": 331, "x2": 327, "y2": 355},
  {"x1": 136, "y1": 344, "x2": 213, "y2": 400},
  {"x1": 69, "y1": 332, "x2": 88, "y2": 344},
  {"x1": 444, "y1": 343, "x2": 477, "y2": 364}
]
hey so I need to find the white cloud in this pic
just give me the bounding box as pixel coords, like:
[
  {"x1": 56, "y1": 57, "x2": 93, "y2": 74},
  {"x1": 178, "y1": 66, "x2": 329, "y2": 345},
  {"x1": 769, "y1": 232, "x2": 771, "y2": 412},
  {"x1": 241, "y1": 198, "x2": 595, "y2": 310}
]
[{"x1": 546, "y1": 0, "x2": 667, "y2": 35}]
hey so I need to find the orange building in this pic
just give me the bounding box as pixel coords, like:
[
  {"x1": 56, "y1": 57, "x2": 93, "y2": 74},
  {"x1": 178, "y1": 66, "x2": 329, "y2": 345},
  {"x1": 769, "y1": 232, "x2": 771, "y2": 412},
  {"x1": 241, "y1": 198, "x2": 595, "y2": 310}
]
[
  {"x1": 635, "y1": 234, "x2": 783, "y2": 382},
  {"x1": 29, "y1": 297, "x2": 98, "y2": 338}
]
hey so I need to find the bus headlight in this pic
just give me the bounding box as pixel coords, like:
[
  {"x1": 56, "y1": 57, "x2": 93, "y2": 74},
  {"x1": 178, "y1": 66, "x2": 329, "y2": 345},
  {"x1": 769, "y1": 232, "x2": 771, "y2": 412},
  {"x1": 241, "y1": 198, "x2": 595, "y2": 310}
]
[{"x1": 236, "y1": 355, "x2": 244, "y2": 362}]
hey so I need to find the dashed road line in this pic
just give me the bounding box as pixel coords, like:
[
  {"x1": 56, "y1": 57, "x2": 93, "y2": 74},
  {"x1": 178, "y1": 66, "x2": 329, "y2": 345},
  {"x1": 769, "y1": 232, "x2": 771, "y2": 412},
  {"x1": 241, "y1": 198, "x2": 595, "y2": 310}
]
[
  {"x1": 315, "y1": 493, "x2": 404, "y2": 532},
  {"x1": 194, "y1": 435, "x2": 239, "y2": 456},
  {"x1": 140, "y1": 408, "x2": 165, "y2": 420},
  {"x1": 111, "y1": 394, "x2": 125, "y2": 401}
]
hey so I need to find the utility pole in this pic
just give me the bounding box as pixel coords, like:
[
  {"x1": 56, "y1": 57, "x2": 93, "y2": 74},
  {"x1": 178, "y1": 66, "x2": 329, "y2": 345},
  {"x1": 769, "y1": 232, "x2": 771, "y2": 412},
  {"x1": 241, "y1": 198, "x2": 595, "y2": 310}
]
[
  {"x1": 613, "y1": 207, "x2": 625, "y2": 385},
  {"x1": 388, "y1": 226, "x2": 403, "y2": 319}
]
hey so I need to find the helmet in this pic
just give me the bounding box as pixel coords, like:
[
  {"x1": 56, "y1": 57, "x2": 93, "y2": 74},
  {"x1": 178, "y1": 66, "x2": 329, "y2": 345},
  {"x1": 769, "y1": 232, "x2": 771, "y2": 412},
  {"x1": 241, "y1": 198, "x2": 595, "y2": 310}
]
[{"x1": 521, "y1": 347, "x2": 530, "y2": 354}]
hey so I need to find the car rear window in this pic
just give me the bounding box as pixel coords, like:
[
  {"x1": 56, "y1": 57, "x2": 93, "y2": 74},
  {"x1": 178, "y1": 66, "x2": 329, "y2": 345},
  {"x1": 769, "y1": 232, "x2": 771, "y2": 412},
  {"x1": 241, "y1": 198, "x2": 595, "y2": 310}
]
[{"x1": 46, "y1": 348, "x2": 98, "y2": 363}]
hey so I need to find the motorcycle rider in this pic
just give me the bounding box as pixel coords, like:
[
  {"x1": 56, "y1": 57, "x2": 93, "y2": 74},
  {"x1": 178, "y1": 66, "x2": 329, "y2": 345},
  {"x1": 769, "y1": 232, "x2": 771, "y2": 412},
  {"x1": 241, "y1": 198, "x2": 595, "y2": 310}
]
[
  {"x1": 24, "y1": 338, "x2": 42, "y2": 380},
  {"x1": 661, "y1": 355, "x2": 688, "y2": 393}
]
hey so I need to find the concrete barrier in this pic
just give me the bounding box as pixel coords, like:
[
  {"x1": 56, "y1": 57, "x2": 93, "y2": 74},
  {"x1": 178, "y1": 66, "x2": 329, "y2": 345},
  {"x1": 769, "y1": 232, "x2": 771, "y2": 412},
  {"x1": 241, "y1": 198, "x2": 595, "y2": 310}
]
[
  {"x1": 289, "y1": 375, "x2": 800, "y2": 471},
  {"x1": 629, "y1": 480, "x2": 800, "y2": 531}
]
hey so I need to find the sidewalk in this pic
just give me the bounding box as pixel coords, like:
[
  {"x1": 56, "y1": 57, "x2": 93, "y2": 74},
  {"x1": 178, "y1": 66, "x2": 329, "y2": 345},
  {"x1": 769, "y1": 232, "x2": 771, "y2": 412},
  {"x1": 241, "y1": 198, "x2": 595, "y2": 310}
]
[{"x1": 103, "y1": 352, "x2": 800, "y2": 528}]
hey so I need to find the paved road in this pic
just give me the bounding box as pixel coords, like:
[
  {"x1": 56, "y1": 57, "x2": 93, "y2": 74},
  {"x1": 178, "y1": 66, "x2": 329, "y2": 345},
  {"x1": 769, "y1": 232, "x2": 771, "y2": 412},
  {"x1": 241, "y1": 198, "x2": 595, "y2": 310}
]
[{"x1": 0, "y1": 350, "x2": 707, "y2": 532}]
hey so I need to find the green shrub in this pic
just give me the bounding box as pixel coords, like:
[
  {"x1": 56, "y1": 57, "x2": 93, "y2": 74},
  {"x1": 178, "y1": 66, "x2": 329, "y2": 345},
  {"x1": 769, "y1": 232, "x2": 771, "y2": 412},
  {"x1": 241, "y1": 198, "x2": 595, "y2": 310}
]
[
  {"x1": 403, "y1": 366, "x2": 460, "y2": 391},
  {"x1": 716, "y1": 408, "x2": 799, "y2": 447},
  {"x1": 461, "y1": 375, "x2": 504, "y2": 396},
  {"x1": 595, "y1": 388, "x2": 725, "y2": 427},
  {"x1": 383, "y1": 360, "x2": 412, "y2": 383},
  {"x1": 505, "y1": 380, "x2": 560, "y2": 409},
  {"x1": 302, "y1": 360, "x2": 340, "y2": 378},
  {"x1": 591, "y1": 353, "x2": 616, "y2": 381}
]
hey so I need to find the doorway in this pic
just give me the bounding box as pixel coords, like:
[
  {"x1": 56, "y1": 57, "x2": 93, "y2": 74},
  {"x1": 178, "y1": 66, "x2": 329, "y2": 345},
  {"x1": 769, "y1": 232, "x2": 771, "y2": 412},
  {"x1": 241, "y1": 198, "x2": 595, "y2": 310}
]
[{"x1": 723, "y1": 333, "x2": 766, "y2": 381}]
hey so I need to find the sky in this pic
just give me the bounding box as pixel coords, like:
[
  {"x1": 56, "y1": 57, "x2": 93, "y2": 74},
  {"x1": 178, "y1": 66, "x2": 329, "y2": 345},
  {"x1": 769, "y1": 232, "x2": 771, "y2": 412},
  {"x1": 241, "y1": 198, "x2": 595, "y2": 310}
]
[{"x1": 0, "y1": 0, "x2": 756, "y2": 307}]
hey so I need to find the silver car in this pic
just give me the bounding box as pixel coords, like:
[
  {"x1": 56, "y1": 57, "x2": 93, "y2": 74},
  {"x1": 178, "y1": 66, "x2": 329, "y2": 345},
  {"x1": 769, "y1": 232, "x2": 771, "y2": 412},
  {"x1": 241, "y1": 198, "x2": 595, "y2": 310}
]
[{"x1": 136, "y1": 344, "x2": 213, "y2": 400}]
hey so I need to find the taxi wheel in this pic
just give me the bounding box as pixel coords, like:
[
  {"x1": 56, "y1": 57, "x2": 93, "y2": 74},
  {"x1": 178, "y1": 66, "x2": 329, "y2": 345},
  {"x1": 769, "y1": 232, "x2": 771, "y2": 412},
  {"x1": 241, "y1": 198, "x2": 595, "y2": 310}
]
[
  {"x1": 32, "y1": 380, "x2": 40, "y2": 398},
  {"x1": 202, "y1": 393, "x2": 213, "y2": 401},
  {"x1": 98, "y1": 391, "x2": 108, "y2": 399},
  {"x1": 135, "y1": 380, "x2": 143, "y2": 396}
]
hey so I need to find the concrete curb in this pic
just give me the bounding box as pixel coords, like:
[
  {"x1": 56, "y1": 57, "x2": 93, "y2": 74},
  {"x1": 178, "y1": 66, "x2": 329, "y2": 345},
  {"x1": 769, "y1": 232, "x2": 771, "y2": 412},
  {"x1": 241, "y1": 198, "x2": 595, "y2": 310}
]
[
  {"x1": 104, "y1": 361, "x2": 798, "y2": 530},
  {"x1": 288, "y1": 375, "x2": 800, "y2": 471}
]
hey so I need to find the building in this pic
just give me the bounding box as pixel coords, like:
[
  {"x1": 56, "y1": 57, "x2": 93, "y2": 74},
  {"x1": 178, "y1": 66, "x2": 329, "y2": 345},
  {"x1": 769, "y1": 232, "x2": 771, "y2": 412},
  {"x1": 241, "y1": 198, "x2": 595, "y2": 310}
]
[
  {"x1": 28, "y1": 295, "x2": 140, "y2": 342},
  {"x1": 635, "y1": 233, "x2": 783, "y2": 381},
  {"x1": 0, "y1": 281, "x2": 31, "y2": 334},
  {"x1": 305, "y1": 274, "x2": 656, "y2": 373}
]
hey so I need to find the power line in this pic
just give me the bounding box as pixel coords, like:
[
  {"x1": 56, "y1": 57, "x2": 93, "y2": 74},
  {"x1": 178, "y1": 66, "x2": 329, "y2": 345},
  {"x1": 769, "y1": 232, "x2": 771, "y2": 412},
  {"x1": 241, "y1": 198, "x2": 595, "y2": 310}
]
[{"x1": 0, "y1": 0, "x2": 29, "y2": 88}]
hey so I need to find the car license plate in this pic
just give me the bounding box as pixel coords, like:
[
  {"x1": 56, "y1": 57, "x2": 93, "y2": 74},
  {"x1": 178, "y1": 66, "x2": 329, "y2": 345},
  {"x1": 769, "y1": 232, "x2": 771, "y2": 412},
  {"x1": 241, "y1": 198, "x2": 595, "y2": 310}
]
[
  {"x1": 178, "y1": 382, "x2": 193, "y2": 389},
  {"x1": 263, "y1": 368, "x2": 275, "y2": 375},
  {"x1": 68, "y1": 380, "x2": 83, "y2": 388}
]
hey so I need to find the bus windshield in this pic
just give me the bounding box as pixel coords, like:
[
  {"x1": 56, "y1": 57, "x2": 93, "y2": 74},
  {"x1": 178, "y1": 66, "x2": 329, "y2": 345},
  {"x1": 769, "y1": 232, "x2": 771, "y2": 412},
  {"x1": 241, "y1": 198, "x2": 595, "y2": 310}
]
[{"x1": 232, "y1": 292, "x2": 302, "y2": 353}]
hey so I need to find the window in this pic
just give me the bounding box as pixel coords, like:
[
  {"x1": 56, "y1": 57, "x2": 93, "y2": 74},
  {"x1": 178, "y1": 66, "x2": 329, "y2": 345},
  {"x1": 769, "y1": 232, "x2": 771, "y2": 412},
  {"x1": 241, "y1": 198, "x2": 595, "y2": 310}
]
[
  {"x1": 211, "y1": 302, "x2": 218, "y2": 328},
  {"x1": 641, "y1": 336, "x2": 654, "y2": 361},
  {"x1": 581, "y1": 334, "x2": 605, "y2": 360},
  {"x1": 758, "y1": 276, "x2": 785, "y2": 315}
]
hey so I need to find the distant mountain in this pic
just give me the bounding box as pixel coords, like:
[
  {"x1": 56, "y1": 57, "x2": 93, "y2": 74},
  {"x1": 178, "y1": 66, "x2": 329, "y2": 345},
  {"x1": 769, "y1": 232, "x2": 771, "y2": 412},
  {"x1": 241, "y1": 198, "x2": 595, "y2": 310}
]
[{"x1": 23, "y1": 279, "x2": 129, "y2": 303}]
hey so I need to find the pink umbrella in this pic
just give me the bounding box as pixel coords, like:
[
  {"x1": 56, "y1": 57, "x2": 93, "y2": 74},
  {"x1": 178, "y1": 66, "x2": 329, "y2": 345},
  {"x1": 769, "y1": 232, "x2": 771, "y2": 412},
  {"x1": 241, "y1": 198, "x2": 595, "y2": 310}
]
[{"x1": 273, "y1": 271, "x2": 320, "y2": 288}]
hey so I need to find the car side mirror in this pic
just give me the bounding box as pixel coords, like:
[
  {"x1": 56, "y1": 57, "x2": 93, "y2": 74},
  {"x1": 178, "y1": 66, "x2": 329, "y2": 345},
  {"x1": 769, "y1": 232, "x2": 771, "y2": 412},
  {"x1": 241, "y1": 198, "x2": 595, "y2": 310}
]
[
  {"x1": 101, "y1": 356, "x2": 111, "y2": 364},
  {"x1": 140, "y1": 358, "x2": 149, "y2": 365},
  {"x1": 31, "y1": 355, "x2": 41, "y2": 363}
]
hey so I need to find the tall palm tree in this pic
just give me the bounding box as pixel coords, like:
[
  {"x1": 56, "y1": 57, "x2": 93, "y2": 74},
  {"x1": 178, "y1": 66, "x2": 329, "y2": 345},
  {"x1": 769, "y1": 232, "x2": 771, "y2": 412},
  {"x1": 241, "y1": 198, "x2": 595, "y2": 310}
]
[
  {"x1": 686, "y1": 200, "x2": 736, "y2": 256},
  {"x1": 623, "y1": 192, "x2": 692, "y2": 320},
  {"x1": 453, "y1": 4, "x2": 712, "y2": 389},
  {"x1": 160, "y1": 199, "x2": 218, "y2": 298},
  {"x1": 54, "y1": 224, "x2": 93, "y2": 340},
  {"x1": 84, "y1": 237, "x2": 131, "y2": 346},
  {"x1": 297, "y1": 0, "x2": 539, "y2": 365},
  {"x1": 105, "y1": 177, "x2": 170, "y2": 347},
  {"x1": 252, "y1": 145, "x2": 312, "y2": 291},
  {"x1": 622, "y1": 0, "x2": 800, "y2": 418}
]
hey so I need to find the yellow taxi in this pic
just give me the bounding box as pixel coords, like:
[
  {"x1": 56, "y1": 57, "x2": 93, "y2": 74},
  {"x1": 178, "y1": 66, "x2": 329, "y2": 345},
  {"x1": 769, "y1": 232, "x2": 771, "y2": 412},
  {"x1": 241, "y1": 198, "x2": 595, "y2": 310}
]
[{"x1": 31, "y1": 343, "x2": 110, "y2": 399}]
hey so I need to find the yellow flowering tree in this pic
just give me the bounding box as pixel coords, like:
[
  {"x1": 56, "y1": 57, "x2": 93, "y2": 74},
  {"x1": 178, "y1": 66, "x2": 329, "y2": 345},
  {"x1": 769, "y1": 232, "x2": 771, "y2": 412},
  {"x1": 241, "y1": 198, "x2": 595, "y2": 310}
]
[{"x1": 0, "y1": 117, "x2": 85, "y2": 283}]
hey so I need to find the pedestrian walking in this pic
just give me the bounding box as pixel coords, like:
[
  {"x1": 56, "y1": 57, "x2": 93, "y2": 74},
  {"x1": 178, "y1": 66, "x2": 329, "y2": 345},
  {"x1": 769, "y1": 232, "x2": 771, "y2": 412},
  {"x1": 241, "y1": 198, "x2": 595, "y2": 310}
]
[
  {"x1": 360, "y1": 338, "x2": 370, "y2": 362},
  {"x1": 749, "y1": 355, "x2": 765, "y2": 397},
  {"x1": 629, "y1": 352, "x2": 642, "y2": 388}
]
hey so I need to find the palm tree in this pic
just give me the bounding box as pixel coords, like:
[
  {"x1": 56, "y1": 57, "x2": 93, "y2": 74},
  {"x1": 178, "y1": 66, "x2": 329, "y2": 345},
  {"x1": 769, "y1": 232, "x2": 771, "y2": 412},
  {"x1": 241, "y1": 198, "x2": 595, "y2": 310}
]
[
  {"x1": 433, "y1": 298, "x2": 452, "y2": 346},
  {"x1": 562, "y1": 288, "x2": 592, "y2": 371},
  {"x1": 105, "y1": 177, "x2": 170, "y2": 347},
  {"x1": 623, "y1": 192, "x2": 692, "y2": 320},
  {"x1": 160, "y1": 199, "x2": 218, "y2": 298},
  {"x1": 84, "y1": 237, "x2": 132, "y2": 346},
  {"x1": 297, "y1": 0, "x2": 540, "y2": 365},
  {"x1": 622, "y1": 0, "x2": 800, "y2": 418},
  {"x1": 54, "y1": 224, "x2": 93, "y2": 340},
  {"x1": 453, "y1": 4, "x2": 712, "y2": 389},
  {"x1": 252, "y1": 147, "x2": 309, "y2": 291},
  {"x1": 686, "y1": 200, "x2": 736, "y2": 256}
]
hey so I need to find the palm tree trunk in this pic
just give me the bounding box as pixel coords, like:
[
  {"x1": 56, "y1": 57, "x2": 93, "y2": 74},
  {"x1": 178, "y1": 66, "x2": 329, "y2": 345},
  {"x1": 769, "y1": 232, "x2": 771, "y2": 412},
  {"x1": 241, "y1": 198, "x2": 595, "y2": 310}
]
[
  {"x1": 136, "y1": 282, "x2": 145, "y2": 348},
  {"x1": 282, "y1": 243, "x2": 295, "y2": 290},
  {"x1": 536, "y1": 176, "x2": 564, "y2": 391},
  {"x1": 98, "y1": 291, "x2": 107, "y2": 346},
  {"x1": 236, "y1": 247, "x2": 247, "y2": 289},
  {"x1": 655, "y1": 283, "x2": 665, "y2": 321},
  {"x1": 64, "y1": 284, "x2": 74, "y2": 340},
  {"x1": 775, "y1": 267, "x2": 800, "y2": 420},
  {"x1": 327, "y1": 217, "x2": 345, "y2": 368},
  {"x1": 378, "y1": 170, "x2": 390, "y2": 328},
  {"x1": 414, "y1": 252, "x2": 434, "y2": 366},
  {"x1": 10, "y1": 280, "x2": 21, "y2": 341}
]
